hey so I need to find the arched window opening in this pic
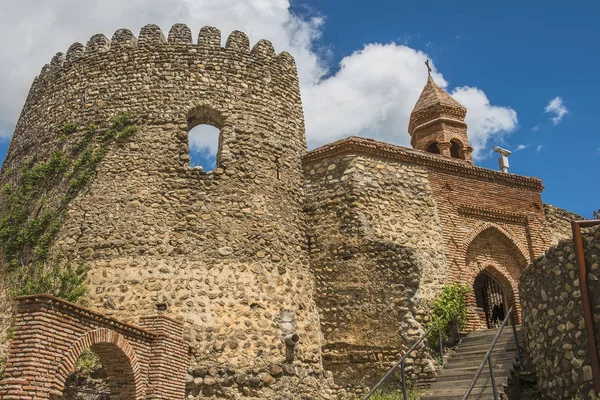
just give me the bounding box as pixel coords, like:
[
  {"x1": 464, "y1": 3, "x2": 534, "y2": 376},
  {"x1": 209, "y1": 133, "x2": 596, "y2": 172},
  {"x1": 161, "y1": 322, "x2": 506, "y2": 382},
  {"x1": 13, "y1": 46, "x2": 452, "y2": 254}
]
[
  {"x1": 450, "y1": 140, "x2": 462, "y2": 159},
  {"x1": 188, "y1": 124, "x2": 221, "y2": 171},
  {"x1": 59, "y1": 349, "x2": 109, "y2": 399},
  {"x1": 473, "y1": 272, "x2": 506, "y2": 329},
  {"x1": 426, "y1": 141, "x2": 440, "y2": 154},
  {"x1": 186, "y1": 105, "x2": 224, "y2": 172}
]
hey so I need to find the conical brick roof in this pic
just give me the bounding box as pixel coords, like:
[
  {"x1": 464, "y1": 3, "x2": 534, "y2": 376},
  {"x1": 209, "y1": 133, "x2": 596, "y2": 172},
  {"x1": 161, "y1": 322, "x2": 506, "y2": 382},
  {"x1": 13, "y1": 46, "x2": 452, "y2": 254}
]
[{"x1": 411, "y1": 77, "x2": 466, "y2": 115}]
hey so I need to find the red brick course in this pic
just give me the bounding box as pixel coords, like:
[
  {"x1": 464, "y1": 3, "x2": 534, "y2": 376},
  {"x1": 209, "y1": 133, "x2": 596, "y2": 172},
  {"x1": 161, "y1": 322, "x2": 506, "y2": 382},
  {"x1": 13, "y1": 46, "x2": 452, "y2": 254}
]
[{"x1": 0, "y1": 294, "x2": 188, "y2": 400}]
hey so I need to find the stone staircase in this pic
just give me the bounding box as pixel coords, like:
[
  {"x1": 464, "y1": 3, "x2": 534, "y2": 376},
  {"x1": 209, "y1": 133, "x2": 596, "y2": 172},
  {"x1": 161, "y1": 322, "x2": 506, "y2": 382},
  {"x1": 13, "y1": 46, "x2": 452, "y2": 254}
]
[{"x1": 420, "y1": 327, "x2": 522, "y2": 400}]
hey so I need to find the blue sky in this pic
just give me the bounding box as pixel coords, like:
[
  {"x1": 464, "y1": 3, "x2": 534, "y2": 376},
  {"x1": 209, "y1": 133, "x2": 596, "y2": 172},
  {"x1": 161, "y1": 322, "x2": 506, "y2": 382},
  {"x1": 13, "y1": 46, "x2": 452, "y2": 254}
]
[{"x1": 0, "y1": 0, "x2": 597, "y2": 217}]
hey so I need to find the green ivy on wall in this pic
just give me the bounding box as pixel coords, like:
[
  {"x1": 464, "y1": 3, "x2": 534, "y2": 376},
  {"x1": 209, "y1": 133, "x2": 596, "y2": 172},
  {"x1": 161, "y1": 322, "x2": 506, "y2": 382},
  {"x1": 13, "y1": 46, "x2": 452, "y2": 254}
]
[
  {"x1": 0, "y1": 113, "x2": 137, "y2": 304},
  {"x1": 428, "y1": 283, "x2": 470, "y2": 348}
]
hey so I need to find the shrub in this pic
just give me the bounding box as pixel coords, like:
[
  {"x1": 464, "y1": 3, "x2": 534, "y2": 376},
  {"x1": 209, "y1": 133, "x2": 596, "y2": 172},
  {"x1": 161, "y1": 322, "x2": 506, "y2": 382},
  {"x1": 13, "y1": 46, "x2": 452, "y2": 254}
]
[{"x1": 428, "y1": 283, "x2": 470, "y2": 348}]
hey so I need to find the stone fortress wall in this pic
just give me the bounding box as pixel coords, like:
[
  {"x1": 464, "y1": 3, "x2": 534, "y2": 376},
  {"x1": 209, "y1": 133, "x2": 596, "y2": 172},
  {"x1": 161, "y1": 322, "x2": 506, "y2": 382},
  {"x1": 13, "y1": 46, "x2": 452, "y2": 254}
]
[
  {"x1": 520, "y1": 226, "x2": 600, "y2": 399},
  {"x1": 302, "y1": 135, "x2": 551, "y2": 385},
  {"x1": 544, "y1": 203, "x2": 583, "y2": 247},
  {"x1": 0, "y1": 20, "x2": 585, "y2": 400},
  {"x1": 0, "y1": 23, "x2": 329, "y2": 398},
  {"x1": 303, "y1": 151, "x2": 445, "y2": 385}
]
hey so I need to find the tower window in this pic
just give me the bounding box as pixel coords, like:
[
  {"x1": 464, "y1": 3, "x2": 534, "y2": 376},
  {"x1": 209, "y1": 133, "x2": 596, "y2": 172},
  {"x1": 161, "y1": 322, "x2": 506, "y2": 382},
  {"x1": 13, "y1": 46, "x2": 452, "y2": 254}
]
[
  {"x1": 186, "y1": 106, "x2": 224, "y2": 172},
  {"x1": 426, "y1": 142, "x2": 441, "y2": 154},
  {"x1": 450, "y1": 140, "x2": 462, "y2": 159},
  {"x1": 188, "y1": 124, "x2": 220, "y2": 171}
]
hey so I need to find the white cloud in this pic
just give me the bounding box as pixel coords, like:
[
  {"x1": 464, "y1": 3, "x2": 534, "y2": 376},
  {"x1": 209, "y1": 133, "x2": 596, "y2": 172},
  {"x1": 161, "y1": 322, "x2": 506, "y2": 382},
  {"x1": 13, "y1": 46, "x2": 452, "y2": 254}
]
[
  {"x1": 451, "y1": 87, "x2": 518, "y2": 160},
  {"x1": 536, "y1": 145, "x2": 543, "y2": 153},
  {"x1": 544, "y1": 96, "x2": 568, "y2": 125},
  {"x1": 0, "y1": 0, "x2": 518, "y2": 162},
  {"x1": 532, "y1": 124, "x2": 541, "y2": 132},
  {"x1": 514, "y1": 144, "x2": 530, "y2": 151}
]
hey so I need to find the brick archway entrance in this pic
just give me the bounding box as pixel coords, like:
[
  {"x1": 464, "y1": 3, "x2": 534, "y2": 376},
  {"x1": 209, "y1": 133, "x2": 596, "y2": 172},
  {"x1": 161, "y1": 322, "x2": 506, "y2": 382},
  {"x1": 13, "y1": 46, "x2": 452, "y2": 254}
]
[
  {"x1": 52, "y1": 329, "x2": 142, "y2": 399},
  {"x1": 0, "y1": 294, "x2": 188, "y2": 400}
]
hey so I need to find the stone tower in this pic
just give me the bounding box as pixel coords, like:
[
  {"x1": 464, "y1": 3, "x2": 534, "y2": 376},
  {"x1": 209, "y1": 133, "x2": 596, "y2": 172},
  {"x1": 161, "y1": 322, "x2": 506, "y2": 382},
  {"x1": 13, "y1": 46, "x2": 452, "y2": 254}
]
[
  {"x1": 0, "y1": 23, "x2": 323, "y2": 377},
  {"x1": 408, "y1": 77, "x2": 473, "y2": 161}
]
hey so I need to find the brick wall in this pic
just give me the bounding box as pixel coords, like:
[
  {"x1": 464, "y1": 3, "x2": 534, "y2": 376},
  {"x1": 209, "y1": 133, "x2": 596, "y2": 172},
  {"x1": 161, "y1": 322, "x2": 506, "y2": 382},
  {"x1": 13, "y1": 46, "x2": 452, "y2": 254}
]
[{"x1": 0, "y1": 294, "x2": 187, "y2": 400}]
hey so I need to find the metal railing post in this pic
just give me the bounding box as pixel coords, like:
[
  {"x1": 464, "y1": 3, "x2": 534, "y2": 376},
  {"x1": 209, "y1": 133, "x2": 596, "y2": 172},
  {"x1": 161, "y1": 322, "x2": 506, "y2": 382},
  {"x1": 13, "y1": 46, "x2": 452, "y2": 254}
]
[
  {"x1": 488, "y1": 354, "x2": 498, "y2": 400},
  {"x1": 509, "y1": 311, "x2": 522, "y2": 364},
  {"x1": 364, "y1": 324, "x2": 436, "y2": 399},
  {"x1": 438, "y1": 326, "x2": 444, "y2": 365},
  {"x1": 401, "y1": 361, "x2": 407, "y2": 400},
  {"x1": 463, "y1": 306, "x2": 515, "y2": 400}
]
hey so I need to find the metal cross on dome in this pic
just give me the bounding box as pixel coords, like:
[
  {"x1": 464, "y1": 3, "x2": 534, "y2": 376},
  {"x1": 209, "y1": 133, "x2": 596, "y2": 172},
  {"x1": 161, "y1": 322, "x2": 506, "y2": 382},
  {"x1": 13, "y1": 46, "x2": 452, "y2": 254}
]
[{"x1": 425, "y1": 59, "x2": 432, "y2": 77}]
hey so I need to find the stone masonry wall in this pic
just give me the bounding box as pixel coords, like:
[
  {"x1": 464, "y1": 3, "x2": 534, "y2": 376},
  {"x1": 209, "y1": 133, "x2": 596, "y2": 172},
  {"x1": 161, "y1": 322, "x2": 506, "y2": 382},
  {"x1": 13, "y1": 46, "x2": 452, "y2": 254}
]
[
  {"x1": 544, "y1": 203, "x2": 583, "y2": 247},
  {"x1": 0, "y1": 23, "x2": 326, "y2": 398},
  {"x1": 304, "y1": 136, "x2": 548, "y2": 335},
  {"x1": 520, "y1": 226, "x2": 600, "y2": 399},
  {"x1": 303, "y1": 152, "x2": 445, "y2": 388}
]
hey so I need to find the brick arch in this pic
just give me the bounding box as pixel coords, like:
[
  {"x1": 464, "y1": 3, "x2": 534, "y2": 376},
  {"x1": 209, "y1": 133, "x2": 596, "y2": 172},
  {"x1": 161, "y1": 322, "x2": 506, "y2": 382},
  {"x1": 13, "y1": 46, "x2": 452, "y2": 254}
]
[
  {"x1": 464, "y1": 225, "x2": 525, "y2": 327},
  {"x1": 470, "y1": 263, "x2": 519, "y2": 309},
  {"x1": 461, "y1": 222, "x2": 530, "y2": 265},
  {"x1": 0, "y1": 295, "x2": 188, "y2": 400},
  {"x1": 51, "y1": 328, "x2": 144, "y2": 400}
]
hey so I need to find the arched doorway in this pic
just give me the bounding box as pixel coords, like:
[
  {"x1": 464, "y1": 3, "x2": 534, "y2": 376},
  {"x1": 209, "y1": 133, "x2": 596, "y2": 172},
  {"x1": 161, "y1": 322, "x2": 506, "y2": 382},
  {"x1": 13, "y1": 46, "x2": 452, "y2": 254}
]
[
  {"x1": 51, "y1": 330, "x2": 143, "y2": 400},
  {"x1": 473, "y1": 271, "x2": 507, "y2": 328}
]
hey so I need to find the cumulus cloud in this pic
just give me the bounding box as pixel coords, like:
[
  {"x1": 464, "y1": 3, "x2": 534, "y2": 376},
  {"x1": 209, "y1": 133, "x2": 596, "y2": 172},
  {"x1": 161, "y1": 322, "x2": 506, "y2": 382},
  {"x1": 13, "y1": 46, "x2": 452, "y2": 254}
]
[
  {"x1": 450, "y1": 87, "x2": 518, "y2": 160},
  {"x1": 544, "y1": 96, "x2": 568, "y2": 125},
  {"x1": 0, "y1": 0, "x2": 517, "y2": 161}
]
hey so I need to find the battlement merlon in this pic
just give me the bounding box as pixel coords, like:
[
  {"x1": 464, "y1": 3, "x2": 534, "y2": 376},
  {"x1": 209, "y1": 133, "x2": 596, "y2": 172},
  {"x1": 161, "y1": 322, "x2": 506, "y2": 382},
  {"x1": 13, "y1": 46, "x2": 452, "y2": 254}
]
[
  {"x1": 5, "y1": 23, "x2": 306, "y2": 173},
  {"x1": 37, "y1": 24, "x2": 296, "y2": 78},
  {"x1": 11, "y1": 24, "x2": 302, "y2": 145}
]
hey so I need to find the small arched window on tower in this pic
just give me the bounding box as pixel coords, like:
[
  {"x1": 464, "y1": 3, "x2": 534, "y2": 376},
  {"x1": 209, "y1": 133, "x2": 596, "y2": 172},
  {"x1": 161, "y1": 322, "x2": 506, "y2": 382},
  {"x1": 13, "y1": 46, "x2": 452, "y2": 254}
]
[
  {"x1": 186, "y1": 106, "x2": 224, "y2": 172},
  {"x1": 450, "y1": 140, "x2": 463, "y2": 159},
  {"x1": 426, "y1": 141, "x2": 441, "y2": 154}
]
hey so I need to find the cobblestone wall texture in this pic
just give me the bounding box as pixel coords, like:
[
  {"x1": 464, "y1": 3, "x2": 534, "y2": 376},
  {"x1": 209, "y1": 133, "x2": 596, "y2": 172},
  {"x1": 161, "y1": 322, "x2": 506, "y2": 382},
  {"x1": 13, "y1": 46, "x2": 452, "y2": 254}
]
[
  {"x1": 544, "y1": 204, "x2": 583, "y2": 247},
  {"x1": 0, "y1": 22, "x2": 563, "y2": 399},
  {"x1": 0, "y1": 24, "x2": 328, "y2": 399},
  {"x1": 520, "y1": 226, "x2": 600, "y2": 399},
  {"x1": 303, "y1": 152, "x2": 444, "y2": 386}
]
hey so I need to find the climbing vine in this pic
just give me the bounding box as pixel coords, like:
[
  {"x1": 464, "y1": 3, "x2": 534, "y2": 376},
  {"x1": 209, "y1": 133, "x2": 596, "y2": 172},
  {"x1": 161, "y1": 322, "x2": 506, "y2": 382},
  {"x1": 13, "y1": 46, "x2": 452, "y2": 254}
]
[
  {"x1": 428, "y1": 283, "x2": 471, "y2": 348},
  {"x1": 0, "y1": 113, "x2": 137, "y2": 304}
]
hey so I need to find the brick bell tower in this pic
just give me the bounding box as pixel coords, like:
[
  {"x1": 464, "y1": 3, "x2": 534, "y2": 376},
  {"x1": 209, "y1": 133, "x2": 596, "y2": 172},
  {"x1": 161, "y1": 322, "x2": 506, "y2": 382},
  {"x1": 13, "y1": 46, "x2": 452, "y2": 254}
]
[{"x1": 408, "y1": 61, "x2": 473, "y2": 162}]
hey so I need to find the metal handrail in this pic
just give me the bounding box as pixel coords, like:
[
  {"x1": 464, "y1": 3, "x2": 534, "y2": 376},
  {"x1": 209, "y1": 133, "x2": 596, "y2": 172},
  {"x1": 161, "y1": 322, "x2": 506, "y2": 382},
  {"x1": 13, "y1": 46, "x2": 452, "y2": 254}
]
[
  {"x1": 572, "y1": 219, "x2": 600, "y2": 395},
  {"x1": 364, "y1": 316, "x2": 457, "y2": 400},
  {"x1": 463, "y1": 305, "x2": 521, "y2": 400}
]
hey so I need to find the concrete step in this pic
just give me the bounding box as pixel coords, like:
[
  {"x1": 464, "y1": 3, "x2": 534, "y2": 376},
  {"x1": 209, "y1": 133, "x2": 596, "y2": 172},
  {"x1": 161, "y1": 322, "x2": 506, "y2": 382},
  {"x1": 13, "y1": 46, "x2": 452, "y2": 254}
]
[{"x1": 420, "y1": 328, "x2": 521, "y2": 399}]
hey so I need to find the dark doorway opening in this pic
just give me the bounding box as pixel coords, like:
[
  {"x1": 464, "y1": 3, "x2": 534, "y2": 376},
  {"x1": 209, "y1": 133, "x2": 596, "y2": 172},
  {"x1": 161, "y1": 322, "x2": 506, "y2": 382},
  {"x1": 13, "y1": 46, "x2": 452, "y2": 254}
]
[{"x1": 474, "y1": 272, "x2": 506, "y2": 328}]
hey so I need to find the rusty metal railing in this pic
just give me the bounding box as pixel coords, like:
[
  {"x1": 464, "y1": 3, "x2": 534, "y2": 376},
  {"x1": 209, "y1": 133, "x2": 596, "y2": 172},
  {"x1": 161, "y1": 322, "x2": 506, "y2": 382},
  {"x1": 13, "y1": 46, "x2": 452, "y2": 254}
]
[
  {"x1": 463, "y1": 305, "x2": 521, "y2": 400},
  {"x1": 572, "y1": 219, "x2": 600, "y2": 395}
]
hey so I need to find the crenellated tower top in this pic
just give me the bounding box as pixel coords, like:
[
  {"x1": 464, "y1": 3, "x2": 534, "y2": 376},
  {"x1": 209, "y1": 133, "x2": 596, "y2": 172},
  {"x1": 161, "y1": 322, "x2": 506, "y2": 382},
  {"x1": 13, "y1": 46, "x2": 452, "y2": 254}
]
[{"x1": 408, "y1": 72, "x2": 473, "y2": 162}]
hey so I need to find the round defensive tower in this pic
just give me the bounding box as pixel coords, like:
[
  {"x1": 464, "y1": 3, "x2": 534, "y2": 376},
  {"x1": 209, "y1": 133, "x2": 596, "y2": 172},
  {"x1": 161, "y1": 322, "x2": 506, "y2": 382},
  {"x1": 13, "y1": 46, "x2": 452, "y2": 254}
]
[{"x1": 0, "y1": 23, "x2": 323, "y2": 385}]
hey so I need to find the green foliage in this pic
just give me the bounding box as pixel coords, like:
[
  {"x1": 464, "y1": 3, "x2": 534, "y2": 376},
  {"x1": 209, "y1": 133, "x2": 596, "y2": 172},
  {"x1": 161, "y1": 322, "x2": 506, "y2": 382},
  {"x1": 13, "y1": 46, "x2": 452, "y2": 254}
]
[
  {"x1": 0, "y1": 356, "x2": 5, "y2": 380},
  {"x1": 0, "y1": 113, "x2": 136, "y2": 303},
  {"x1": 13, "y1": 262, "x2": 87, "y2": 304},
  {"x1": 428, "y1": 283, "x2": 471, "y2": 348},
  {"x1": 103, "y1": 112, "x2": 137, "y2": 142},
  {"x1": 73, "y1": 349, "x2": 101, "y2": 374},
  {"x1": 61, "y1": 122, "x2": 78, "y2": 136},
  {"x1": 355, "y1": 384, "x2": 423, "y2": 400}
]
